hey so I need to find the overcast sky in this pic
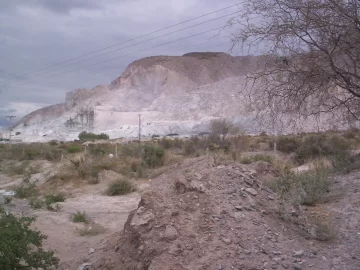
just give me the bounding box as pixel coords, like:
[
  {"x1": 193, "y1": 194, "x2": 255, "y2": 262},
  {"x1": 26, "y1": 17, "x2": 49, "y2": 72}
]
[{"x1": 0, "y1": 0, "x2": 240, "y2": 127}]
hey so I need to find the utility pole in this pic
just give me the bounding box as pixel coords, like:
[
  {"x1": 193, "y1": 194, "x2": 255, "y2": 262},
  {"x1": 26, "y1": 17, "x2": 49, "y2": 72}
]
[
  {"x1": 6, "y1": 116, "x2": 16, "y2": 143},
  {"x1": 138, "y1": 114, "x2": 141, "y2": 146}
]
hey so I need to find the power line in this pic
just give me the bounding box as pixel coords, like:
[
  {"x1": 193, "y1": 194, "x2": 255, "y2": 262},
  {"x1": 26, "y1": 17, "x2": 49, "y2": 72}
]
[
  {"x1": 21, "y1": 25, "x2": 227, "y2": 85},
  {"x1": 1, "y1": 2, "x2": 242, "y2": 85},
  {"x1": 30, "y1": 11, "x2": 238, "y2": 79}
]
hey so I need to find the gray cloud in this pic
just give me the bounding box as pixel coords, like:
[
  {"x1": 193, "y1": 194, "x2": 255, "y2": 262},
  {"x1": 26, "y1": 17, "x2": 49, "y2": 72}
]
[
  {"x1": 0, "y1": 0, "x2": 238, "y2": 126},
  {"x1": 0, "y1": 0, "x2": 103, "y2": 14}
]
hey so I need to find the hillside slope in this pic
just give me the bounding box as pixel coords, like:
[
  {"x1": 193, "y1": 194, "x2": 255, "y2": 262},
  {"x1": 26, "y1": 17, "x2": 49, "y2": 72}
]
[{"x1": 14, "y1": 52, "x2": 350, "y2": 142}]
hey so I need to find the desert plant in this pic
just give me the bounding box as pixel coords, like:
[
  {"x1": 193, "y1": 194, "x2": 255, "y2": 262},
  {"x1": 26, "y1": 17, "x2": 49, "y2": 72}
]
[
  {"x1": 275, "y1": 136, "x2": 300, "y2": 153},
  {"x1": 295, "y1": 134, "x2": 350, "y2": 164},
  {"x1": 239, "y1": 154, "x2": 273, "y2": 164},
  {"x1": 44, "y1": 193, "x2": 66, "y2": 205},
  {"x1": 66, "y1": 144, "x2": 82, "y2": 154},
  {"x1": 142, "y1": 144, "x2": 164, "y2": 168},
  {"x1": 14, "y1": 184, "x2": 39, "y2": 199},
  {"x1": 0, "y1": 207, "x2": 59, "y2": 269},
  {"x1": 78, "y1": 223, "x2": 106, "y2": 236},
  {"x1": 106, "y1": 179, "x2": 136, "y2": 196},
  {"x1": 4, "y1": 197, "x2": 12, "y2": 204},
  {"x1": 72, "y1": 211, "x2": 89, "y2": 224},
  {"x1": 29, "y1": 198, "x2": 45, "y2": 209},
  {"x1": 78, "y1": 131, "x2": 109, "y2": 141},
  {"x1": 270, "y1": 168, "x2": 331, "y2": 206}
]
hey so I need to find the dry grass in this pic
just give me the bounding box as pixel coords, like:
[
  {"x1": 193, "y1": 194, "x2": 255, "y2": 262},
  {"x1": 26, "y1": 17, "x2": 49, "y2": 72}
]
[{"x1": 78, "y1": 223, "x2": 106, "y2": 236}]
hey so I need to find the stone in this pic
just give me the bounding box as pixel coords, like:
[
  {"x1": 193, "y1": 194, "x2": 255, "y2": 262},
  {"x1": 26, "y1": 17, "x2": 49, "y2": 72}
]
[
  {"x1": 268, "y1": 195, "x2": 275, "y2": 200},
  {"x1": 77, "y1": 263, "x2": 92, "y2": 270},
  {"x1": 244, "y1": 249, "x2": 251, "y2": 255},
  {"x1": 244, "y1": 178, "x2": 254, "y2": 186},
  {"x1": 293, "y1": 263, "x2": 302, "y2": 270},
  {"x1": 222, "y1": 237, "x2": 232, "y2": 245},
  {"x1": 88, "y1": 248, "x2": 95, "y2": 254},
  {"x1": 163, "y1": 225, "x2": 179, "y2": 241},
  {"x1": 131, "y1": 209, "x2": 155, "y2": 227},
  {"x1": 245, "y1": 188, "x2": 258, "y2": 196},
  {"x1": 235, "y1": 206, "x2": 243, "y2": 211},
  {"x1": 282, "y1": 262, "x2": 289, "y2": 269},
  {"x1": 115, "y1": 245, "x2": 120, "y2": 252},
  {"x1": 293, "y1": 250, "x2": 304, "y2": 258}
]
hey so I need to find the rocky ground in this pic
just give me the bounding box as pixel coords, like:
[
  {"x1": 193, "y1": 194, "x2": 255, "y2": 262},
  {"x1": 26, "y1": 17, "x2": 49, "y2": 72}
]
[
  {"x1": 1, "y1": 155, "x2": 359, "y2": 270},
  {"x1": 74, "y1": 157, "x2": 360, "y2": 270}
]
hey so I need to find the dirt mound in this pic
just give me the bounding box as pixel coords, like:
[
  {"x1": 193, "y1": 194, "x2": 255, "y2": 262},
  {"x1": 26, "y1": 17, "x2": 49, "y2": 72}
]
[{"x1": 77, "y1": 157, "x2": 360, "y2": 270}]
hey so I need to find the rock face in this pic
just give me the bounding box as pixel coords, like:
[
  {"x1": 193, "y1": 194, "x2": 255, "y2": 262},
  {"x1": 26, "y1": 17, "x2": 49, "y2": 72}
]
[
  {"x1": 65, "y1": 88, "x2": 90, "y2": 110},
  {"x1": 14, "y1": 52, "x2": 352, "y2": 141}
]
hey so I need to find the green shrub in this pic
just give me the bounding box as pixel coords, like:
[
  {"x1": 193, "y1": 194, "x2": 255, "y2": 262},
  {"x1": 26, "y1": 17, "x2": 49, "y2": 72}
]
[
  {"x1": 142, "y1": 145, "x2": 164, "y2": 168},
  {"x1": 14, "y1": 184, "x2": 39, "y2": 199},
  {"x1": 66, "y1": 144, "x2": 82, "y2": 153},
  {"x1": 239, "y1": 157, "x2": 253, "y2": 164},
  {"x1": 5, "y1": 161, "x2": 30, "y2": 176},
  {"x1": 29, "y1": 198, "x2": 44, "y2": 209},
  {"x1": 78, "y1": 131, "x2": 109, "y2": 141},
  {"x1": 270, "y1": 168, "x2": 331, "y2": 206},
  {"x1": 106, "y1": 179, "x2": 136, "y2": 196},
  {"x1": 295, "y1": 134, "x2": 350, "y2": 163},
  {"x1": 44, "y1": 193, "x2": 66, "y2": 204},
  {"x1": 72, "y1": 211, "x2": 89, "y2": 224},
  {"x1": 183, "y1": 141, "x2": 196, "y2": 156},
  {"x1": 239, "y1": 154, "x2": 273, "y2": 164},
  {"x1": 330, "y1": 151, "x2": 358, "y2": 173},
  {"x1": 0, "y1": 208, "x2": 59, "y2": 269},
  {"x1": 276, "y1": 136, "x2": 300, "y2": 153},
  {"x1": 4, "y1": 197, "x2": 12, "y2": 204}
]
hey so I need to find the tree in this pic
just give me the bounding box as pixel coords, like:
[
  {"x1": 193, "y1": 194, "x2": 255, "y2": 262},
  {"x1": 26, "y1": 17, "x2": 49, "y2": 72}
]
[
  {"x1": 228, "y1": 0, "x2": 360, "y2": 123},
  {"x1": 0, "y1": 208, "x2": 59, "y2": 269},
  {"x1": 210, "y1": 119, "x2": 239, "y2": 140}
]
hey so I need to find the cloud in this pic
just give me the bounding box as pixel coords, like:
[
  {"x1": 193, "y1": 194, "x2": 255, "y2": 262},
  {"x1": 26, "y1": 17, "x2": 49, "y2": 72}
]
[{"x1": 0, "y1": 0, "x2": 237, "y2": 123}]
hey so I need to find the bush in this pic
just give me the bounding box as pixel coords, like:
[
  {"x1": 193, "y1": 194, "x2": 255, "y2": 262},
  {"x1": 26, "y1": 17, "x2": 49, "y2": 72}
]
[
  {"x1": 239, "y1": 154, "x2": 273, "y2": 164},
  {"x1": 5, "y1": 161, "x2": 30, "y2": 176},
  {"x1": 66, "y1": 144, "x2": 83, "y2": 153},
  {"x1": 142, "y1": 144, "x2": 164, "y2": 168},
  {"x1": 14, "y1": 184, "x2": 39, "y2": 199},
  {"x1": 106, "y1": 179, "x2": 135, "y2": 196},
  {"x1": 29, "y1": 198, "x2": 44, "y2": 209},
  {"x1": 72, "y1": 211, "x2": 89, "y2": 224},
  {"x1": 0, "y1": 208, "x2": 59, "y2": 269},
  {"x1": 4, "y1": 197, "x2": 12, "y2": 204},
  {"x1": 78, "y1": 131, "x2": 109, "y2": 141},
  {"x1": 44, "y1": 193, "x2": 66, "y2": 204},
  {"x1": 295, "y1": 134, "x2": 350, "y2": 163},
  {"x1": 276, "y1": 136, "x2": 300, "y2": 153},
  {"x1": 270, "y1": 168, "x2": 331, "y2": 206}
]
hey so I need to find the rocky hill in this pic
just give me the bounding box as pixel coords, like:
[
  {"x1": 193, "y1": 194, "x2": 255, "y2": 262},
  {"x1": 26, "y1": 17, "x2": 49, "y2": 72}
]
[{"x1": 14, "y1": 52, "x2": 349, "y2": 142}]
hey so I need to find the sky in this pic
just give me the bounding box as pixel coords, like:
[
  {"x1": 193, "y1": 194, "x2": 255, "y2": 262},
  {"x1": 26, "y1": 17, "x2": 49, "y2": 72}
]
[{"x1": 0, "y1": 0, "x2": 240, "y2": 127}]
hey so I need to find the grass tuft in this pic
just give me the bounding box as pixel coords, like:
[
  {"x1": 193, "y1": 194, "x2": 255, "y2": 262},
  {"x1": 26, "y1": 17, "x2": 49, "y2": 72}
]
[{"x1": 106, "y1": 179, "x2": 136, "y2": 196}]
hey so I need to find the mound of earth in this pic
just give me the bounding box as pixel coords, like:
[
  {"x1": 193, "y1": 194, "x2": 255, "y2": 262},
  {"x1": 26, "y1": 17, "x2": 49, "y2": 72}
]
[{"x1": 72, "y1": 157, "x2": 360, "y2": 270}]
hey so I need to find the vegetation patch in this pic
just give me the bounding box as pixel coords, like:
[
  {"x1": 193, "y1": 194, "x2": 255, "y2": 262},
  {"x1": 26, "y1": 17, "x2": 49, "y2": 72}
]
[
  {"x1": 72, "y1": 211, "x2": 89, "y2": 224},
  {"x1": 78, "y1": 131, "x2": 109, "y2": 141},
  {"x1": 14, "y1": 184, "x2": 39, "y2": 199},
  {"x1": 270, "y1": 168, "x2": 331, "y2": 206},
  {"x1": 106, "y1": 179, "x2": 136, "y2": 196},
  {"x1": 0, "y1": 207, "x2": 59, "y2": 269},
  {"x1": 78, "y1": 223, "x2": 106, "y2": 236}
]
